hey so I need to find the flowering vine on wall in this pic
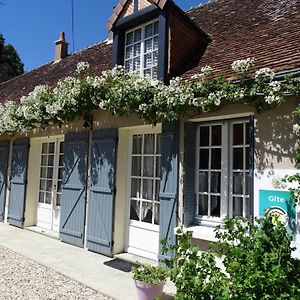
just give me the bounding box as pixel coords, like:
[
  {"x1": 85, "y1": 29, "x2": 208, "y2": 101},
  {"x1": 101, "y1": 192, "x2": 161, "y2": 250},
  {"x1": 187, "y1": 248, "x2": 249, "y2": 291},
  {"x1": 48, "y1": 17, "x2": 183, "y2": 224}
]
[{"x1": 0, "y1": 58, "x2": 300, "y2": 201}]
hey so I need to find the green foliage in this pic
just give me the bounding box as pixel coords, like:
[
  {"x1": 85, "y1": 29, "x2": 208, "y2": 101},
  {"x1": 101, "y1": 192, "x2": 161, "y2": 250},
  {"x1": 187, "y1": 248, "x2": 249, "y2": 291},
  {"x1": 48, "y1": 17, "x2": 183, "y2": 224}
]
[
  {"x1": 131, "y1": 263, "x2": 169, "y2": 285},
  {"x1": 164, "y1": 217, "x2": 300, "y2": 300},
  {"x1": 0, "y1": 33, "x2": 24, "y2": 78}
]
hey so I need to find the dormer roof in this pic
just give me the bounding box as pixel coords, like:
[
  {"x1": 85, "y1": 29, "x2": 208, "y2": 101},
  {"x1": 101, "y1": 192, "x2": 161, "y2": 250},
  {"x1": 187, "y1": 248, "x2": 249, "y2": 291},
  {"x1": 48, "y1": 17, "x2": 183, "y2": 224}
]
[{"x1": 107, "y1": 0, "x2": 169, "y2": 32}]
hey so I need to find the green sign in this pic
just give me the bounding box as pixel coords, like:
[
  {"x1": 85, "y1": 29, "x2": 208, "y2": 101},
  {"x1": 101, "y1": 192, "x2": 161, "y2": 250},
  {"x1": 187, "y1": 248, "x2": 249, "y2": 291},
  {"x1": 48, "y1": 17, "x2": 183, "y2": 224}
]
[{"x1": 259, "y1": 190, "x2": 296, "y2": 235}]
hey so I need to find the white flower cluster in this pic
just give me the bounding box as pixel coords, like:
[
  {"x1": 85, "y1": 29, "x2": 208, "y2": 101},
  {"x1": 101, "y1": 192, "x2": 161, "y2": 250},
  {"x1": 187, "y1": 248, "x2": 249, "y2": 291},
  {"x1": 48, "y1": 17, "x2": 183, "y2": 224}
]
[
  {"x1": 191, "y1": 65, "x2": 213, "y2": 80},
  {"x1": 255, "y1": 67, "x2": 275, "y2": 81},
  {"x1": 0, "y1": 101, "x2": 19, "y2": 133},
  {"x1": 231, "y1": 58, "x2": 255, "y2": 74},
  {"x1": 293, "y1": 124, "x2": 300, "y2": 136},
  {"x1": 208, "y1": 91, "x2": 224, "y2": 106},
  {"x1": 76, "y1": 61, "x2": 90, "y2": 74}
]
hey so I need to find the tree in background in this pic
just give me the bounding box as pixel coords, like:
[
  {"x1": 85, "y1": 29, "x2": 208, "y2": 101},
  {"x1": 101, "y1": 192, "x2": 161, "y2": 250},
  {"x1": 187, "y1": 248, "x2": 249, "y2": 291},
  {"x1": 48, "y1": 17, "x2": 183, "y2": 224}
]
[{"x1": 0, "y1": 33, "x2": 24, "y2": 82}]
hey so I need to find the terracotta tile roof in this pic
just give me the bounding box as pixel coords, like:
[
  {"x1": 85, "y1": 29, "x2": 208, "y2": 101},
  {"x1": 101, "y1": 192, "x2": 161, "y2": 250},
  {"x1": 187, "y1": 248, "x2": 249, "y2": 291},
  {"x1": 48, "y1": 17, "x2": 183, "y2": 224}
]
[
  {"x1": 1, "y1": 0, "x2": 299, "y2": 105},
  {"x1": 0, "y1": 41, "x2": 111, "y2": 104},
  {"x1": 181, "y1": 0, "x2": 300, "y2": 79}
]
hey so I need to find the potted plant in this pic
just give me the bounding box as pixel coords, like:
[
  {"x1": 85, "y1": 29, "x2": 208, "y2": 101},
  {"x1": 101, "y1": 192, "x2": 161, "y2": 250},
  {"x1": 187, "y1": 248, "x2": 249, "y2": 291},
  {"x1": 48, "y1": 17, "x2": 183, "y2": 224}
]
[{"x1": 131, "y1": 263, "x2": 169, "y2": 300}]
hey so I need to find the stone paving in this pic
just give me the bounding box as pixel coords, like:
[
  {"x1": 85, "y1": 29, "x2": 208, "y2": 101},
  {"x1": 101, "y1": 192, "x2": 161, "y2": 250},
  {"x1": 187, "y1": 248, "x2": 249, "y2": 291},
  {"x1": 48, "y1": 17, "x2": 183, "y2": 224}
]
[{"x1": 0, "y1": 246, "x2": 113, "y2": 300}]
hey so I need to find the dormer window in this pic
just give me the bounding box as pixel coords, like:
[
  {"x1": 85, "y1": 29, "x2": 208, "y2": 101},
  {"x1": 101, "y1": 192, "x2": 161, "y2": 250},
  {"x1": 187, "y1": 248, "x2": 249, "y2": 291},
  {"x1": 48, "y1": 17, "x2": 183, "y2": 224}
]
[{"x1": 124, "y1": 20, "x2": 159, "y2": 80}]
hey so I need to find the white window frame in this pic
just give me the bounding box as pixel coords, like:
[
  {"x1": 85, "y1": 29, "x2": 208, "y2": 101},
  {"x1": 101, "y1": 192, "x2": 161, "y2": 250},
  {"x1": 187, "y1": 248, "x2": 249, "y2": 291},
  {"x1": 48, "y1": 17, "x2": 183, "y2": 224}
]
[
  {"x1": 195, "y1": 118, "x2": 250, "y2": 226},
  {"x1": 124, "y1": 19, "x2": 159, "y2": 80},
  {"x1": 127, "y1": 126, "x2": 162, "y2": 230}
]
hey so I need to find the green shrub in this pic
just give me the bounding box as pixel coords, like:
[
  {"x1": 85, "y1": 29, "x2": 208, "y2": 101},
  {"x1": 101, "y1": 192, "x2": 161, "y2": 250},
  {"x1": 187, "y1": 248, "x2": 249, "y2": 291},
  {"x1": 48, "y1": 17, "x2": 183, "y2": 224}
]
[{"x1": 163, "y1": 217, "x2": 300, "y2": 299}]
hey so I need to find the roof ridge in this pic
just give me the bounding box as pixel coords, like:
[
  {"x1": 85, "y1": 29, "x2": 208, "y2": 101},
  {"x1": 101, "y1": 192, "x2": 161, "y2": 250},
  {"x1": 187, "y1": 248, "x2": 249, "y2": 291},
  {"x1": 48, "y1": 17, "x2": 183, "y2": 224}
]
[{"x1": 186, "y1": 0, "x2": 214, "y2": 13}]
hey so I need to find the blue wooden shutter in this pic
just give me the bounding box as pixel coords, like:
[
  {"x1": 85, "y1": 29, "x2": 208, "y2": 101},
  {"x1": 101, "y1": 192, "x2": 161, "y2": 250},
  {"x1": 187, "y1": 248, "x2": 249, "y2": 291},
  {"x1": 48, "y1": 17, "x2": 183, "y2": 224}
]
[
  {"x1": 8, "y1": 138, "x2": 29, "y2": 228},
  {"x1": 159, "y1": 122, "x2": 179, "y2": 260},
  {"x1": 60, "y1": 132, "x2": 88, "y2": 247},
  {"x1": 183, "y1": 123, "x2": 197, "y2": 227},
  {"x1": 248, "y1": 115, "x2": 255, "y2": 223},
  {"x1": 0, "y1": 141, "x2": 9, "y2": 221},
  {"x1": 87, "y1": 128, "x2": 117, "y2": 256}
]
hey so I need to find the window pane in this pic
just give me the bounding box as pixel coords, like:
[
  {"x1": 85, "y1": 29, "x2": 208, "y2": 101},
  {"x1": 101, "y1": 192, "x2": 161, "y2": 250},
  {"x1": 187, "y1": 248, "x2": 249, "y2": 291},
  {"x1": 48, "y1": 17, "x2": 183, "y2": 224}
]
[
  {"x1": 233, "y1": 123, "x2": 244, "y2": 145},
  {"x1": 144, "y1": 134, "x2": 155, "y2": 154},
  {"x1": 153, "y1": 50, "x2": 158, "y2": 65},
  {"x1": 144, "y1": 53, "x2": 152, "y2": 68},
  {"x1": 211, "y1": 125, "x2": 221, "y2": 146},
  {"x1": 59, "y1": 142, "x2": 64, "y2": 154},
  {"x1": 246, "y1": 147, "x2": 249, "y2": 169},
  {"x1": 39, "y1": 192, "x2": 44, "y2": 203},
  {"x1": 48, "y1": 143, "x2": 55, "y2": 154},
  {"x1": 245, "y1": 123, "x2": 250, "y2": 144},
  {"x1": 42, "y1": 143, "x2": 48, "y2": 154},
  {"x1": 45, "y1": 192, "x2": 51, "y2": 204},
  {"x1": 245, "y1": 172, "x2": 250, "y2": 195},
  {"x1": 46, "y1": 180, "x2": 52, "y2": 192},
  {"x1": 154, "y1": 203, "x2": 159, "y2": 225},
  {"x1": 130, "y1": 200, "x2": 140, "y2": 221},
  {"x1": 56, "y1": 194, "x2": 61, "y2": 207},
  {"x1": 141, "y1": 202, "x2": 153, "y2": 224},
  {"x1": 126, "y1": 32, "x2": 134, "y2": 45},
  {"x1": 155, "y1": 180, "x2": 160, "y2": 201},
  {"x1": 40, "y1": 167, "x2": 47, "y2": 178},
  {"x1": 57, "y1": 181, "x2": 62, "y2": 193},
  {"x1": 211, "y1": 148, "x2": 221, "y2": 169},
  {"x1": 154, "y1": 21, "x2": 159, "y2": 35},
  {"x1": 152, "y1": 67, "x2": 158, "y2": 79},
  {"x1": 134, "y1": 29, "x2": 142, "y2": 42},
  {"x1": 47, "y1": 167, "x2": 53, "y2": 179},
  {"x1": 132, "y1": 135, "x2": 142, "y2": 154},
  {"x1": 145, "y1": 24, "x2": 153, "y2": 38},
  {"x1": 211, "y1": 196, "x2": 220, "y2": 217},
  {"x1": 40, "y1": 179, "x2": 46, "y2": 191},
  {"x1": 233, "y1": 172, "x2": 243, "y2": 195},
  {"x1": 133, "y1": 57, "x2": 141, "y2": 71},
  {"x1": 134, "y1": 43, "x2": 141, "y2": 57},
  {"x1": 200, "y1": 126, "x2": 209, "y2": 146},
  {"x1": 144, "y1": 68, "x2": 151, "y2": 78},
  {"x1": 48, "y1": 155, "x2": 54, "y2": 166},
  {"x1": 145, "y1": 39, "x2": 152, "y2": 53},
  {"x1": 126, "y1": 46, "x2": 133, "y2": 59},
  {"x1": 198, "y1": 171, "x2": 208, "y2": 192},
  {"x1": 58, "y1": 168, "x2": 64, "y2": 181},
  {"x1": 155, "y1": 157, "x2": 161, "y2": 178},
  {"x1": 153, "y1": 36, "x2": 159, "y2": 50},
  {"x1": 199, "y1": 149, "x2": 209, "y2": 169},
  {"x1": 142, "y1": 179, "x2": 153, "y2": 200},
  {"x1": 198, "y1": 195, "x2": 208, "y2": 215},
  {"x1": 131, "y1": 178, "x2": 141, "y2": 198},
  {"x1": 125, "y1": 60, "x2": 133, "y2": 73},
  {"x1": 233, "y1": 148, "x2": 243, "y2": 170},
  {"x1": 156, "y1": 134, "x2": 161, "y2": 154},
  {"x1": 132, "y1": 156, "x2": 142, "y2": 176},
  {"x1": 211, "y1": 172, "x2": 221, "y2": 193},
  {"x1": 59, "y1": 155, "x2": 63, "y2": 167},
  {"x1": 143, "y1": 157, "x2": 154, "y2": 177},
  {"x1": 233, "y1": 197, "x2": 243, "y2": 217},
  {"x1": 41, "y1": 155, "x2": 47, "y2": 166}
]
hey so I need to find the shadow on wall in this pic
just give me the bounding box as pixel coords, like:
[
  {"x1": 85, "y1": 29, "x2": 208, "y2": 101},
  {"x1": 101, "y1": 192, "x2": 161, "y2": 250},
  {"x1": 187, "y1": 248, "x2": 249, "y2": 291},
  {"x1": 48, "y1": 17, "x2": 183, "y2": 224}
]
[{"x1": 254, "y1": 98, "x2": 299, "y2": 178}]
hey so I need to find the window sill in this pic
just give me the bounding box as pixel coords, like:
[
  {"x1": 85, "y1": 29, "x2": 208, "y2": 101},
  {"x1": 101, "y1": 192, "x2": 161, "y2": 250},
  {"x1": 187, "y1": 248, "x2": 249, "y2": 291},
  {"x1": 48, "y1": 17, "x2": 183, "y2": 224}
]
[{"x1": 175, "y1": 225, "x2": 221, "y2": 242}]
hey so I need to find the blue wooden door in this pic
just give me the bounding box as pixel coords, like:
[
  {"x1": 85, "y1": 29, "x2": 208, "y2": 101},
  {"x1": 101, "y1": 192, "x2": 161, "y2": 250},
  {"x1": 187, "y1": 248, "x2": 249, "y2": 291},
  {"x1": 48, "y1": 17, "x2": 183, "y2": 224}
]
[
  {"x1": 159, "y1": 122, "x2": 179, "y2": 260},
  {"x1": 0, "y1": 141, "x2": 9, "y2": 221},
  {"x1": 8, "y1": 138, "x2": 29, "y2": 228},
  {"x1": 60, "y1": 132, "x2": 88, "y2": 247},
  {"x1": 86, "y1": 128, "x2": 117, "y2": 256}
]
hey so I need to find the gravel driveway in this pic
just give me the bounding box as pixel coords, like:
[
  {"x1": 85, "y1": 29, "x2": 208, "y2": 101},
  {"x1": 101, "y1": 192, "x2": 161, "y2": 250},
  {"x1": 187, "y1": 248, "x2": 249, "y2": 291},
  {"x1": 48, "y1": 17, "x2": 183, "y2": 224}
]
[{"x1": 0, "y1": 246, "x2": 113, "y2": 300}]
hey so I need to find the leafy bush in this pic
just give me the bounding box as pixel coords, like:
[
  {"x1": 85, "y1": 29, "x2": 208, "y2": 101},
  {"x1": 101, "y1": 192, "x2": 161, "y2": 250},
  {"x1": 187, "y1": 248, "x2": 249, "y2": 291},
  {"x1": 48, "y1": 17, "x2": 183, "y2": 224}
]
[
  {"x1": 164, "y1": 217, "x2": 300, "y2": 299},
  {"x1": 131, "y1": 263, "x2": 169, "y2": 285}
]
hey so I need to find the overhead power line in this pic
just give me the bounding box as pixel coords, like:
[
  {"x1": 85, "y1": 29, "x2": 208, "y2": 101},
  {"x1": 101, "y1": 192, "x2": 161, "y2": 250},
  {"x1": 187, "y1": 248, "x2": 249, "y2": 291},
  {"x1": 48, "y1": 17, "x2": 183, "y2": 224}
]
[{"x1": 71, "y1": 0, "x2": 75, "y2": 52}]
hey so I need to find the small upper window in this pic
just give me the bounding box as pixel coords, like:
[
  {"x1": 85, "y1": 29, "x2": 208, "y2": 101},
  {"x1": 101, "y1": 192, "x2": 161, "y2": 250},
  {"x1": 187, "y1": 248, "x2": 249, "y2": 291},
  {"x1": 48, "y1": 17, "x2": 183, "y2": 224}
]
[{"x1": 124, "y1": 20, "x2": 159, "y2": 80}]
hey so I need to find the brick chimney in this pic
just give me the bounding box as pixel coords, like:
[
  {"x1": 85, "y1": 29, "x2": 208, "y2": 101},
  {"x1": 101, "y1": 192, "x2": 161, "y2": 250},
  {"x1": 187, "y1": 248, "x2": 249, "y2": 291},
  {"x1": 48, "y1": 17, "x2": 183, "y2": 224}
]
[{"x1": 54, "y1": 32, "x2": 68, "y2": 61}]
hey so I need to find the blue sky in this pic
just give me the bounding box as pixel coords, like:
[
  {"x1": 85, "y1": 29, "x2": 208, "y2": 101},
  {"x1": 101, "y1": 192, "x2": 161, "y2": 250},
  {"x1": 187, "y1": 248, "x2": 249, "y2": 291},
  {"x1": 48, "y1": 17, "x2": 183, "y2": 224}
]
[{"x1": 0, "y1": 0, "x2": 206, "y2": 72}]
